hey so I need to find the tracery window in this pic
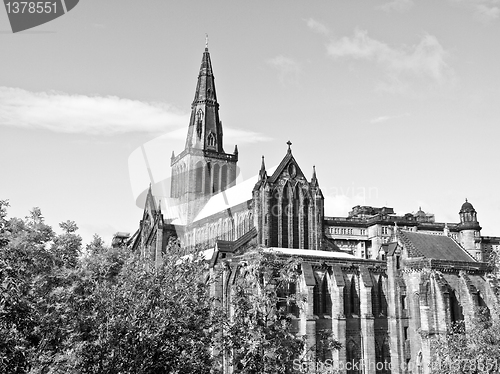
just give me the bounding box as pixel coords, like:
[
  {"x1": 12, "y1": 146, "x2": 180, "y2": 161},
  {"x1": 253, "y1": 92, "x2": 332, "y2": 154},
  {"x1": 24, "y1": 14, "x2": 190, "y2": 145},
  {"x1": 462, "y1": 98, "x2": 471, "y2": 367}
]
[{"x1": 207, "y1": 132, "x2": 216, "y2": 147}]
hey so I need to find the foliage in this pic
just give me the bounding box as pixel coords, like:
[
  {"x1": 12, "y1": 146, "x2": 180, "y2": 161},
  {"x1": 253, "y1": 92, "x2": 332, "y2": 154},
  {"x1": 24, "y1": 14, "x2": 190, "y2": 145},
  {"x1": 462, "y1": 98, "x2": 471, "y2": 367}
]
[
  {"x1": 0, "y1": 205, "x2": 58, "y2": 373},
  {"x1": 1, "y1": 202, "x2": 341, "y2": 373},
  {"x1": 50, "y1": 220, "x2": 82, "y2": 268},
  {"x1": 42, "y1": 241, "x2": 218, "y2": 374},
  {"x1": 0, "y1": 202, "x2": 218, "y2": 373},
  {"x1": 85, "y1": 234, "x2": 106, "y2": 256},
  {"x1": 430, "y1": 308, "x2": 500, "y2": 374},
  {"x1": 0, "y1": 200, "x2": 10, "y2": 247}
]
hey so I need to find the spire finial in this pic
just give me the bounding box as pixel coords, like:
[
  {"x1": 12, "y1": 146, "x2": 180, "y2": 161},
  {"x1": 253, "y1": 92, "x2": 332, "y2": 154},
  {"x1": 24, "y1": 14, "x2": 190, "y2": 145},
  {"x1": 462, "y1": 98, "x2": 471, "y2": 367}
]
[
  {"x1": 286, "y1": 140, "x2": 292, "y2": 153},
  {"x1": 259, "y1": 155, "x2": 267, "y2": 180},
  {"x1": 311, "y1": 165, "x2": 318, "y2": 185},
  {"x1": 205, "y1": 33, "x2": 209, "y2": 50},
  {"x1": 465, "y1": 198, "x2": 468, "y2": 203}
]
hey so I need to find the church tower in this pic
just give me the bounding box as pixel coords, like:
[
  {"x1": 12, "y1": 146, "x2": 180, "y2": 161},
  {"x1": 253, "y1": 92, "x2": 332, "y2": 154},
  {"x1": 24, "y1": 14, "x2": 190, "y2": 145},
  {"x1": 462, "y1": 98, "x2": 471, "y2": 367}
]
[
  {"x1": 170, "y1": 43, "x2": 238, "y2": 223},
  {"x1": 458, "y1": 199, "x2": 482, "y2": 261}
]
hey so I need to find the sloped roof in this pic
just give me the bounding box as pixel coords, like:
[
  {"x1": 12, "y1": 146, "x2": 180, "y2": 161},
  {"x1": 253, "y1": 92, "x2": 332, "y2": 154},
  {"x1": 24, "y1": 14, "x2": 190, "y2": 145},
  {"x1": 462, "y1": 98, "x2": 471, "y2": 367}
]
[
  {"x1": 215, "y1": 227, "x2": 258, "y2": 253},
  {"x1": 264, "y1": 247, "x2": 358, "y2": 260},
  {"x1": 399, "y1": 230, "x2": 475, "y2": 262},
  {"x1": 383, "y1": 242, "x2": 399, "y2": 256},
  {"x1": 268, "y1": 151, "x2": 295, "y2": 183}
]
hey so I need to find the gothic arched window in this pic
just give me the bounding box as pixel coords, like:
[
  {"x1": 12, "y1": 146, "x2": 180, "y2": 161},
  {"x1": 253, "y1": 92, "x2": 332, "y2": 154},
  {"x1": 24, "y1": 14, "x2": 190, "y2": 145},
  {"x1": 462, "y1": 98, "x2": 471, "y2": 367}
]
[
  {"x1": 207, "y1": 132, "x2": 216, "y2": 147},
  {"x1": 303, "y1": 198, "x2": 309, "y2": 249},
  {"x1": 221, "y1": 164, "x2": 228, "y2": 191},
  {"x1": 270, "y1": 189, "x2": 279, "y2": 247},
  {"x1": 213, "y1": 164, "x2": 220, "y2": 193},
  {"x1": 196, "y1": 109, "x2": 203, "y2": 138},
  {"x1": 449, "y1": 289, "x2": 464, "y2": 324},
  {"x1": 194, "y1": 161, "x2": 203, "y2": 193},
  {"x1": 204, "y1": 163, "x2": 211, "y2": 195},
  {"x1": 313, "y1": 280, "x2": 320, "y2": 315},
  {"x1": 322, "y1": 274, "x2": 329, "y2": 314},
  {"x1": 277, "y1": 281, "x2": 299, "y2": 318},
  {"x1": 281, "y1": 184, "x2": 290, "y2": 248},
  {"x1": 350, "y1": 277, "x2": 359, "y2": 316},
  {"x1": 378, "y1": 276, "x2": 386, "y2": 316},
  {"x1": 292, "y1": 187, "x2": 299, "y2": 248}
]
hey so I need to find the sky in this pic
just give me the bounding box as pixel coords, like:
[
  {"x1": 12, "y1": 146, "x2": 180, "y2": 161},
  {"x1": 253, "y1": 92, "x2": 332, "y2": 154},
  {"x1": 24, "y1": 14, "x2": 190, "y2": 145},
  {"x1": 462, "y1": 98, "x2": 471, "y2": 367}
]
[{"x1": 1, "y1": 0, "x2": 500, "y2": 245}]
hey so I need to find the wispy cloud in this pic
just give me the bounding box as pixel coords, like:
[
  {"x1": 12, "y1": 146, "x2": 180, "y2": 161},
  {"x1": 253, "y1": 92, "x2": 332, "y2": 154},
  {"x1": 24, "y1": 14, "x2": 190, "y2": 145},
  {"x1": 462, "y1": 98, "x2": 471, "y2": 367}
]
[
  {"x1": 449, "y1": 0, "x2": 500, "y2": 22},
  {"x1": 472, "y1": 0, "x2": 500, "y2": 22},
  {"x1": 267, "y1": 55, "x2": 301, "y2": 85},
  {"x1": 0, "y1": 87, "x2": 188, "y2": 135},
  {"x1": 378, "y1": 0, "x2": 414, "y2": 12},
  {"x1": 224, "y1": 128, "x2": 272, "y2": 144},
  {"x1": 370, "y1": 113, "x2": 410, "y2": 124},
  {"x1": 0, "y1": 87, "x2": 272, "y2": 143},
  {"x1": 305, "y1": 18, "x2": 330, "y2": 35},
  {"x1": 326, "y1": 29, "x2": 453, "y2": 89}
]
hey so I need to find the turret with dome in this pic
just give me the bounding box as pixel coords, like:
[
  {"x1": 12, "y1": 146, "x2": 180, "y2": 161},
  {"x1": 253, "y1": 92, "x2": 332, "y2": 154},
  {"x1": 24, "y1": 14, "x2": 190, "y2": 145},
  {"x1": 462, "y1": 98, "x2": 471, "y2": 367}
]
[{"x1": 458, "y1": 198, "x2": 482, "y2": 260}]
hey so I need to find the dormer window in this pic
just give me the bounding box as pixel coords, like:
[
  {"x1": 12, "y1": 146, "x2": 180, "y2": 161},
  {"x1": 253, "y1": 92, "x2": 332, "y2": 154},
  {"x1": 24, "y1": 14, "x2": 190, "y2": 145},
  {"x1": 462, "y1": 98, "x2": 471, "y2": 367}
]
[{"x1": 207, "y1": 132, "x2": 216, "y2": 147}]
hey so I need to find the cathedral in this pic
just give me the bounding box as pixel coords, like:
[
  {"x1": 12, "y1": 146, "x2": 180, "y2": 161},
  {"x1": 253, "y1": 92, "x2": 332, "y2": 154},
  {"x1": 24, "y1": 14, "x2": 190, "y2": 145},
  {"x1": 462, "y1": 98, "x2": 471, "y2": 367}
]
[{"x1": 129, "y1": 45, "x2": 500, "y2": 374}]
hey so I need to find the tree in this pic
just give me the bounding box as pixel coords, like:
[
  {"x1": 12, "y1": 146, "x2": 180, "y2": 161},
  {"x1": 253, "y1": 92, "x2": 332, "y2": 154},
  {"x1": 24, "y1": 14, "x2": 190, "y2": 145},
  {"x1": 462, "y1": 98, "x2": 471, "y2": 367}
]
[
  {"x1": 0, "y1": 205, "x2": 57, "y2": 373},
  {"x1": 50, "y1": 220, "x2": 82, "y2": 267},
  {"x1": 430, "y1": 308, "x2": 500, "y2": 374},
  {"x1": 85, "y1": 234, "x2": 106, "y2": 256},
  {"x1": 0, "y1": 199, "x2": 9, "y2": 247},
  {"x1": 38, "y1": 239, "x2": 219, "y2": 374}
]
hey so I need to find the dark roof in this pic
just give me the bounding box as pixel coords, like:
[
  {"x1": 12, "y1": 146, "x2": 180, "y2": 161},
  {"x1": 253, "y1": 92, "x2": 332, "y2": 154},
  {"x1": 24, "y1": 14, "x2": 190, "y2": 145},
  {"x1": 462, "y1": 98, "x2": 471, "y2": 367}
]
[
  {"x1": 399, "y1": 230, "x2": 474, "y2": 262},
  {"x1": 460, "y1": 199, "x2": 476, "y2": 213},
  {"x1": 385, "y1": 242, "x2": 398, "y2": 256},
  {"x1": 215, "y1": 227, "x2": 257, "y2": 253}
]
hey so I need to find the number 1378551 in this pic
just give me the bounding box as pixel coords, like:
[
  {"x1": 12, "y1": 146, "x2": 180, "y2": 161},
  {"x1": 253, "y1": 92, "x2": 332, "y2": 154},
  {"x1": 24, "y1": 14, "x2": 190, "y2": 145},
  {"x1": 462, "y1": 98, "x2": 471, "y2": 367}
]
[{"x1": 5, "y1": 2, "x2": 57, "y2": 14}]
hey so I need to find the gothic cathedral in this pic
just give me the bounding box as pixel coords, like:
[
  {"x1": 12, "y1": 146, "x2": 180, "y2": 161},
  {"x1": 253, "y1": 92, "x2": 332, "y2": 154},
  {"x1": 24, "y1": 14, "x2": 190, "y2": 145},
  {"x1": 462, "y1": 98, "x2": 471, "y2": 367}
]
[{"x1": 129, "y1": 46, "x2": 500, "y2": 374}]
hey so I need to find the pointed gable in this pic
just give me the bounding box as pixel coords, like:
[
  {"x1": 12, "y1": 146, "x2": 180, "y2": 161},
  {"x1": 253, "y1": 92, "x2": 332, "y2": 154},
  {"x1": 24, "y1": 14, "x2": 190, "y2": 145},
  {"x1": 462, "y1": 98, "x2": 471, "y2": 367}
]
[{"x1": 267, "y1": 149, "x2": 306, "y2": 184}]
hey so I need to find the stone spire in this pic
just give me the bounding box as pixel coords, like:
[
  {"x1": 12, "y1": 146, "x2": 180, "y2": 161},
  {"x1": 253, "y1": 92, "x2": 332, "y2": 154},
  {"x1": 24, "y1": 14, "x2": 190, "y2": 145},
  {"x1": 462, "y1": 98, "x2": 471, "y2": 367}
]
[
  {"x1": 170, "y1": 43, "x2": 238, "y2": 223},
  {"x1": 259, "y1": 155, "x2": 267, "y2": 180},
  {"x1": 184, "y1": 44, "x2": 224, "y2": 152},
  {"x1": 311, "y1": 165, "x2": 318, "y2": 187}
]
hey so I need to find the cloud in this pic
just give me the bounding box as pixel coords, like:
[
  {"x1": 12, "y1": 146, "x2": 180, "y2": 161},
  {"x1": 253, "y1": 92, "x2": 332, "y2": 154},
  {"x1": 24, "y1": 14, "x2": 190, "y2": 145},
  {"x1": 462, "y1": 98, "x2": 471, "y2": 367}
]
[
  {"x1": 449, "y1": 0, "x2": 500, "y2": 22},
  {"x1": 0, "y1": 87, "x2": 189, "y2": 135},
  {"x1": 224, "y1": 128, "x2": 272, "y2": 144},
  {"x1": 0, "y1": 87, "x2": 273, "y2": 143},
  {"x1": 378, "y1": 0, "x2": 414, "y2": 12},
  {"x1": 326, "y1": 29, "x2": 453, "y2": 87},
  {"x1": 474, "y1": 2, "x2": 500, "y2": 21},
  {"x1": 370, "y1": 113, "x2": 410, "y2": 124},
  {"x1": 305, "y1": 18, "x2": 330, "y2": 35},
  {"x1": 267, "y1": 55, "x2": 301, "y2": 85}
]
